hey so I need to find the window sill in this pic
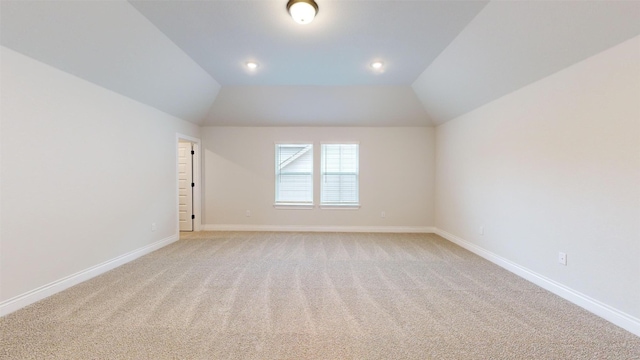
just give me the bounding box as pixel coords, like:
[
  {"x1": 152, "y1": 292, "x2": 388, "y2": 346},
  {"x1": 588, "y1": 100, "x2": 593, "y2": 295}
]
[
  {"x1": 320, "y1": 204, "x2": 361, "y2": 210},
  {"x1": 273, "y1": 203, "x2": 314, "y2": 210}
]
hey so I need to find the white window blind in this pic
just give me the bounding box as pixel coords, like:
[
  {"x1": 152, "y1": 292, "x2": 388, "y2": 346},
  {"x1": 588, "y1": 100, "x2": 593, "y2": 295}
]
[
  {"x1": 321, "y1": 143, "x2": 359, "y2": 205},
  {"x1": 275, "y1": 144, "x2": 313, "y2": 204}
]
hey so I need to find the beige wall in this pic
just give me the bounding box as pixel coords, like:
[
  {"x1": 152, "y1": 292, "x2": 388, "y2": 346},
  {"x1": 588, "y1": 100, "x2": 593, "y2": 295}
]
[
  {"x1": 0, "y1": 47, "x2": 200, "y2": 303},
  {"x1": 435, "y1": 36, "x2": 640, "y2": 320},
  {"x1": 201, "y1": 126, "x2": 435, "y2": 230}
]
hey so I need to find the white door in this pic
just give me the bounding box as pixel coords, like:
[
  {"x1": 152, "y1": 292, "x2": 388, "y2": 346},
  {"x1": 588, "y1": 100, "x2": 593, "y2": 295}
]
[{"x1": 178, "y1": 141, "x2": 193, "y2": 231}]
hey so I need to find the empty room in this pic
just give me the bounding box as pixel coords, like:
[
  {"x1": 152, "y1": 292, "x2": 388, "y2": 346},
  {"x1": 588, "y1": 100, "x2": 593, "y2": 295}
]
[{"x1": 1, "y1": 0, "x2": 639, "y2": 358}]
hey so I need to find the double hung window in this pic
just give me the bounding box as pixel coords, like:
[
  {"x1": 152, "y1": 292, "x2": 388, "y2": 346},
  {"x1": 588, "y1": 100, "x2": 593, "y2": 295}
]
[
  {"x1": 274, "y1": 143, "x2": 359, "y2": 208},
  {"x1": 320, "y1": 143, "x2": 359, "y2": 207},
  {"x1": 274, "y1": 144, "x2": 313, "y2": 205}
]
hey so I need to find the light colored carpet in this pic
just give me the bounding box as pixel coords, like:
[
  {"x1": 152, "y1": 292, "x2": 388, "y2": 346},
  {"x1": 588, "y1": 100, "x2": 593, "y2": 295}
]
[{"x1": 1, "y1": 232, "x2": 638, "y2": 359}]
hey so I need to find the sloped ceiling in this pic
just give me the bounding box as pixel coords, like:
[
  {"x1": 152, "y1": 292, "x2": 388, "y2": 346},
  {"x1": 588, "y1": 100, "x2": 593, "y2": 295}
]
[
  {"x1": 412, "y1": 0, "x2": 640, "y2": 125},
  {"x1": 207, "y1": 86, "x2": 430, "y2": 126},
  {"x1": 1, "y1": 0, "x2": 639, "y2": 127},
  {"x1": 0, "y1": 0, "x2": 220, "y2": 124}
]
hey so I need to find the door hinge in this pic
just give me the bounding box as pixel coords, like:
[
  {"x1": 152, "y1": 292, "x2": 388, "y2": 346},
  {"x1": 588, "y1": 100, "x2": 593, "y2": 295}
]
[
  {"x1": 191, "y1": 215, "x2": 195, "y2": 220},
  {"x1": 191, "y1": 150, "x2": 195, "y2": 155},
  {"x1": 191, "y1": 183, "x2": 195, "y2": 187}
]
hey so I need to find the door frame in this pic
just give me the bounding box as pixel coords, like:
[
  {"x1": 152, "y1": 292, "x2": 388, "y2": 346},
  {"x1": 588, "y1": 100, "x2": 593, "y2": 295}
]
[{"x1": 176, "y1": 133, "x2": 201, "y2": 232}]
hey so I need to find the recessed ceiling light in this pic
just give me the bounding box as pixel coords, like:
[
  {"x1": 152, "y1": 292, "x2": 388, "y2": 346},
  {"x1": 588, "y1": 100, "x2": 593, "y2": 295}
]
[
  {"x1": 246, "y1": 62, "x2": 258, "y2": 70},
  {"x1": 287, "y1": 0, "x2": 318, "y2": 25},
  {"x1": 371, "y1": 62, "x2": 383, "y2": 69}
]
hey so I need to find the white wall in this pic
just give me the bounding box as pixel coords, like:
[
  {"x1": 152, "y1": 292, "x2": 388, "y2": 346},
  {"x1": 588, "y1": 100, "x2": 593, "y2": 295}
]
[
  {"x1": 0, "y1": 47, "x2": 200, "y2": 306},
  {"x1": 435, "y1": 36, "x2": 640, "y2": 323},
  {"x1": 202, "y1": 126, "x2": 434, "y2": 231}
]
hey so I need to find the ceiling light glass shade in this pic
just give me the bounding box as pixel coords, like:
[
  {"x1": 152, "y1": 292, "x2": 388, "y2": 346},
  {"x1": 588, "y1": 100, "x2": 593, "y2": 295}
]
[
  {"x1": 287, "y1": 0, "x2": 318, "y2": 25},
  {"x1": 246, "y1": 62, "x2": 258, "y2": 69},
  {"x1": 371, "y1": 62, "x2": 383, "y2": 69}
]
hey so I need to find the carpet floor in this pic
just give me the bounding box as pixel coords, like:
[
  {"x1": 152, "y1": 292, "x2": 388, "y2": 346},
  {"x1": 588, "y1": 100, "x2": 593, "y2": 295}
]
[{"x1": 1, "y1": 231, "x2": 639, "y2": 359}]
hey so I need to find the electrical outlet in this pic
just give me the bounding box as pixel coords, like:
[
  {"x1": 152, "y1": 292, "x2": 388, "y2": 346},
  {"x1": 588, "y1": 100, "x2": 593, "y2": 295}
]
[
  {"x1": 151, "y1": 222, "x2": 157, "y2": 231},
  {"x1": 245, "y1": 210, "x2": 251, "y2": 217},
  {"x1": 558, "y1": 252, "x2": 567, "y2": 265},
  {"x1": 380, "y1": 211, "x2": 386, "y2": 218}
]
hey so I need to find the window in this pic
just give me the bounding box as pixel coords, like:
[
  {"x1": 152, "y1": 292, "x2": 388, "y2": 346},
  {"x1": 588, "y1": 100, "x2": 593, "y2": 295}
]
[
  {"x1": 321, "y1": 143, "x2": 359, "y2": 207},
  {"x1": 275, "y1": 144, "x2": 313, "y2": 205}
]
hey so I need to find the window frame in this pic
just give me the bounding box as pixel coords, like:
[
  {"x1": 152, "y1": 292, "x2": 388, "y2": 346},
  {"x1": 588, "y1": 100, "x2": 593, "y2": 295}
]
[
  {"x1": 320, "y1": 142, "x2": 360, "y2": 209},
  {"x1": 273, "y1": 143, "x2": 315, "y2": 209}
]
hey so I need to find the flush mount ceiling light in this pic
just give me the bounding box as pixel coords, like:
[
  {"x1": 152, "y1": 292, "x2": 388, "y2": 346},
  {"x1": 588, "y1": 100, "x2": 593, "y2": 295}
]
[
  {"x1": 287, "y1": 0, "x2": 318, "y2": 25},
  {"x1": 246, "y1": 62, "x2": 258, "y2": 70},
  {"x1": 371, "y1": 61, "x2": 383, "y2": 69}
]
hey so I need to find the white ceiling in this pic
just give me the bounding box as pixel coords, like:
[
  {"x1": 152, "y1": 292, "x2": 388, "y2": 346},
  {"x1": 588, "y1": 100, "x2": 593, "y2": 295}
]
[
  {"x1": 412, "y1": 0, "x2": 640, "y2": 125},
  {"x1": 0, "y1": 0, "x2": 220, "y2": 124},
  {"x1": 1, "y1": 0, "x2": 639, "y2": 127},
  {"x1": 129, "y1": 0, "x2": 487, "y2": 86},
  {"x1": 207, "y1": 85, "x2": 430, "y2": 126}
]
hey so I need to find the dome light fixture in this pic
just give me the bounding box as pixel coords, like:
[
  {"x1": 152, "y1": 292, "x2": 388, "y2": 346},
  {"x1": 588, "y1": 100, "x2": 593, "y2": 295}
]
[
  {"x1": 246, "y1": 62, "x2": 258, "y2": 70},
  {"x1": 371, "y1": 61, "x2": 383, "y2": 69},
  {"x1": 287, "y1": 0, "x2": 319, "y2": 25}
]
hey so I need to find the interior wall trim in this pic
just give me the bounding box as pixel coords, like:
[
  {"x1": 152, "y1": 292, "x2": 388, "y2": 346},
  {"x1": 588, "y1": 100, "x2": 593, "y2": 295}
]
[
  {"x1": 202, "y1": 224, "x2": 436, "y2": 233},
  {"x1": 0, "y1": 233, "x2": 179, "y2": 317},
  {"x1": 434, "y1": 228, "x2": 640, "y2": 337}
]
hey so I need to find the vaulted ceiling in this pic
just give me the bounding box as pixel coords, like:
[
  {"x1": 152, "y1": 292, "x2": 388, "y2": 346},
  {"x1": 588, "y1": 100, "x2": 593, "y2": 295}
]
[{"x1": 2, "y1": 0, "x2": 639, "y2": 126}]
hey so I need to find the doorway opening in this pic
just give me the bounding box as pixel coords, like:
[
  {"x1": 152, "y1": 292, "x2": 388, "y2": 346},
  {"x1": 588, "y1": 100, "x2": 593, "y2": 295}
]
[{"x1": 177, "y1": 134, "x2": 201, "y2": 232}]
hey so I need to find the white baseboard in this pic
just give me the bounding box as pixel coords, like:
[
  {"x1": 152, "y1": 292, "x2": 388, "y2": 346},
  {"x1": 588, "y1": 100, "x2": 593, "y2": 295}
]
[
  {"x1": 0, "y1": 233, "x2": 179, "y2": 317},
  {"x1": 434, "y1": 228, "x2": 640, "y2": 337},
  {"x1": 202, "y1": 224, "x2": 435, "y2": 233}
]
